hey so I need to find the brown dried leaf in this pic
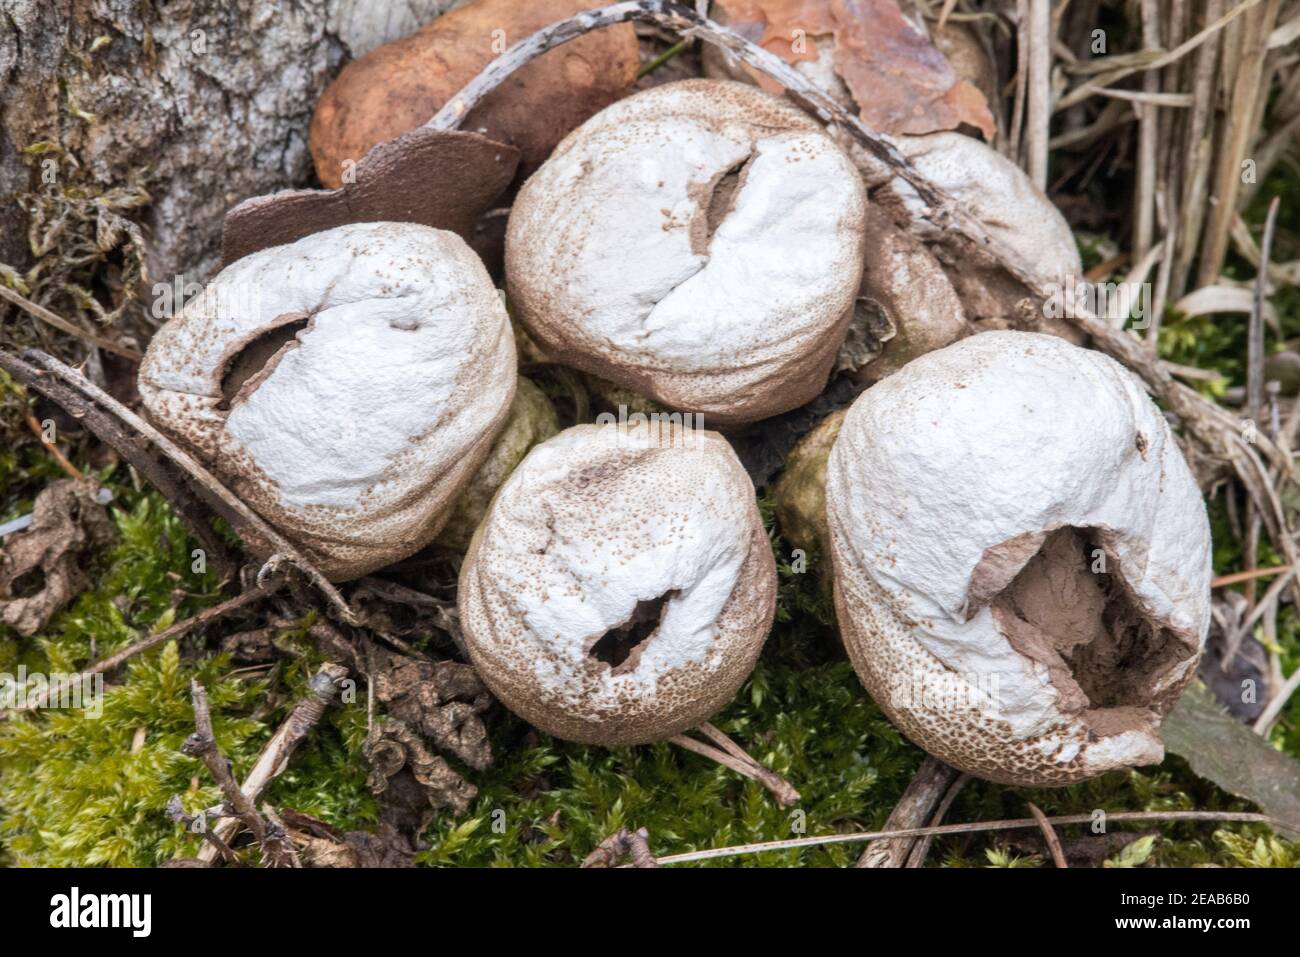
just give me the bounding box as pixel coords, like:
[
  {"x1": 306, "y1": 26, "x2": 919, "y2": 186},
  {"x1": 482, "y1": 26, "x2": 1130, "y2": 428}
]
[
  {"x1": 1163, "y1": 683, "x2": 1300, "y2": 839},
  {"x1": 309, "y1": 0, "x2": 641, "y2": 187},
  {"x1": 221, "y1": 129, "x2": 519, "y2": 267},
  {"x1": 370, "y1": 648, "x2": 492, "y2": 770},
  {"x1": 0, "y1": 480, "x2": 115, "y2": 636},
  {"x1": 281, "y1": 809, "x2": 415, "y2": 868},
  {"x1": 716, "y1": 0, "x2": 996, "y2": 139},
  {"x1": 365, "y1": 719, "x2": 479, "y2": 817}
]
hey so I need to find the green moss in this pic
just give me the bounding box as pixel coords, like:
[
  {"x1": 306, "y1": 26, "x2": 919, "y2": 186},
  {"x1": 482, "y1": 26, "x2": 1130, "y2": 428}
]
[{"x1": 0, "y1": 476, "x2": 374, "y2": 866}]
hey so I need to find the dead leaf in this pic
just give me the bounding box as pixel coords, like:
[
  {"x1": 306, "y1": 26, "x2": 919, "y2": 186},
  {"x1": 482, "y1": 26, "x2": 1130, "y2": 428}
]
[
  {"x1": 308, "y1": 0, "x2": 641, "y2": 186},
  {"x1": 1163, "y1": 682, "x2": 1300, "y2": 839},
  {"x1": 281, "y1": 809, "x2": 415, "y2": 868},
  {"x1": 361, "y1": 648, "x2": 494, "y2": 825},
  {"x1": 370, "y1": 648, "x2": 492, "y2": 771},
  {"x1": 221, "y1": 129, "x2": 519, "y2": 266},
  {"x1": 0, "y1": 480, "x2": 115, "y2": 636},
  {"x1": 714, "y1": 0, "x2": 995, "y2": 139},
  {"x1": 365, "y1": 719, "x2": 479, "y2": 817}
]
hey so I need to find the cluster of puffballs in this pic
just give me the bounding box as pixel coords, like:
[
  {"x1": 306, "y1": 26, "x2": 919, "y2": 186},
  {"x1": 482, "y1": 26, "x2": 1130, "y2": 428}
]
[{"x1": 139, "y1": 70, "x2": 1211, "y2": 787}]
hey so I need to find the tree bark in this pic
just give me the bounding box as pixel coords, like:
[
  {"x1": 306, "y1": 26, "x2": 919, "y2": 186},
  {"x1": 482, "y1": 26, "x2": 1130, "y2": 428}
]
[{"x1": 0, "y1": 0, "x2": 460, "y2": 285}]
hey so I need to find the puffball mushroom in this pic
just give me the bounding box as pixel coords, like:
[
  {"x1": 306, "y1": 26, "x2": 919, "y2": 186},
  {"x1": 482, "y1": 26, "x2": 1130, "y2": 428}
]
[
  {"x1": 138, "y1": 221, "x2": 516, "y2": 581},
  {"x1": 506, "y1": 79, "x2": 868, "y2": 429},
  {"x1": 846, "y1": 203, "x2": 968, "y2": 382},
  {"x1": 309, "y1": 0, "x2": 640, "y2": 188},
  {"x1": 882, "y1": 131, "x2": 1083, "y2": 291},
  {"x1": 459, "y1": 420, "x2": 776, "y2": 745},
  {"x1": 773, "y1": 408, "x2": 845, "y2": 557},
  {"x1": 826, "y1": 332, "x2": 1211, "y2": 786},
  {"x1": 436, "y1": 376, "x2": 559, "y2": 552}
]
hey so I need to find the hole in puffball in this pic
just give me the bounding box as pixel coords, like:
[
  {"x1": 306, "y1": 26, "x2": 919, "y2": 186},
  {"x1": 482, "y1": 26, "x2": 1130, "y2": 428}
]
[
  {"x1": 588, "y1": 591, "x2": 679, "y2": 672},
  {"x1": 989, "y1": 527, "x2": 1193, "y2": 725},
  {"x1": 689, "y1": 153, "x2": 756, "y2": 256},
  {"x1": 218, "y1": 317, "x2": 310, "y2": 410},
  {"x1": 704, "y1": 157, "x2": 751, "y2": 242}
]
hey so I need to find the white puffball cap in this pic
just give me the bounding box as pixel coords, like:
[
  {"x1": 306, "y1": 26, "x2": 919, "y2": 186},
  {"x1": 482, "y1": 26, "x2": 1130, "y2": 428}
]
[
  {"x1": 459, "y1": 420, "x2": 776, "y2": 745},
  {"x1": 827, "y1": 331, "x2": 1211, "y2": 785},
  {"x1": 139, "y1": 221, "x2": 516, "y2": 580},
  {"x1": 506, "y1": 79, "x2": 867, "y2": 428}
]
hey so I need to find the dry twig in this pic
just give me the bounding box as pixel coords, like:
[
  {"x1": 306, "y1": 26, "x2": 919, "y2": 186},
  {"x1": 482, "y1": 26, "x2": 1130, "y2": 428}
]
[
  {"x1": 582, "y1": 827, "x2": 658, "y2": 868},
  {"x1": 193, "y1": 662, "x2": 351, "y2": 865},
  {"x1": 669, "y1": 721, "x2": 800, "y2": 807}
]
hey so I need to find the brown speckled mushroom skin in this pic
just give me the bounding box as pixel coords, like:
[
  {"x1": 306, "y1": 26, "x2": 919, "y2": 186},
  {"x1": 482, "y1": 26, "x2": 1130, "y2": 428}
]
[
  {"x1": 826, "y1": 332, "x2": 1211, "y2": 787},
  {"x1": 138, "y1": 222, "x2": 516, "y2": 581},
  {"x1": 458, "y1": 422, "x2": 776, "y2": 745},
  {"x1": 506, "y1": 79, "x2": 868, "y2": 431}
]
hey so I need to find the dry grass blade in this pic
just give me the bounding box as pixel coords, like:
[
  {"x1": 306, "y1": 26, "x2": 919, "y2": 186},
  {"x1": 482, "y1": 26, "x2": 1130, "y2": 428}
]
[
  {"x1": 1253, "y1": 666, "x2": 1300, "y2": 735},
  {"x1": 1056, "y1": 0, "x2": 1263, "y2": 112},
  {"x1": 0, "y1": 283, "x2": 142, "y2": 361},
  {"x1": 1197, "y1": 0, "x2": 1282, "y2": 287},
  {"x1": 1026, "y1": 0, "x2": 1052, "y2": 189}
]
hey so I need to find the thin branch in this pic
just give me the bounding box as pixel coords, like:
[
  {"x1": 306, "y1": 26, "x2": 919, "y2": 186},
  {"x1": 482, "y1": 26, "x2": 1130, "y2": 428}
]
[
  {"x1": 669, "y1": 723, "x2": 800, "y2": 807},
  {"x1": 182, "y1": 680, "x2": 274, "y2": 854},
  {"x1": 1027, "y1": 801, "x2": 1069, "y2": 868},
  {"x1": 9, "y1": 586, "x2": 272, "y2": 714},
  {"x1": 22, "y1": 407, "x2": 82, "y2": 480},
  {"x1": 16, "y1": 349, "x2": 358, "y2": 624},
  {"x1": 194, "y1": 663, "x2": 350, "y2": 864},
  {"x1": 858, "y1": 755, "x2": 959, "y2": 868},
  {"x1": 652, "y1": 811, "x2": 1282, "y2": 866},
  {"x1": 0, "y1": 349, "x2": 237, "y2": 578},
  {"x1": 1252, "y1": 663, "x2": 1300, "y2": 735},
  {"x1": 904, "y1": 771, "x2": 971, "y2": 868},
  {"x1": 0, "y1": 282, "x2": 142, "y2": 361},
  {"x1": 164, "y1": 795, "x2": 238, "y2": 864}
]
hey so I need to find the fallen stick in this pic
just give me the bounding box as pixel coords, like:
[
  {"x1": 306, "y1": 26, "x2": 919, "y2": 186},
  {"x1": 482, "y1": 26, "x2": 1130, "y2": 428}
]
[
  {"x1": 0, "y1": 282, "x2": 142, "y2": 361},
  {"x1": 194, "y1": 662, "x2": 350, "y2": 865},
  {"x1": 9, "y1": 586, "x2": 272, "y2": 714},
  {"x1": 0, "y1": 348, "x2": 237, "y2": 578},
  {"x1": 182, "y1": 680, "x2": 294, "y2": 865},
  {"x1": 857, "y1": 755, "x2": 960, "y2": 868},
  {"x1": 669, "y1": 721, "x2": 800, "y2": 807},
  {"x1": 1027, "y1": 801, "x2": 1069, "y2": 868},
  {"x1": 12, "y1": 348, "x2": 358, "y2": 624},
  {"x1": 652, "y1": 810, "x2": 1283, "y2": 866}
]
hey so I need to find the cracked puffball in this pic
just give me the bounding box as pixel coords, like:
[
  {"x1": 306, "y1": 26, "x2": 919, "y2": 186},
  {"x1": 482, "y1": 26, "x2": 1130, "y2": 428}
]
[
  {"x1": 506, "y1": 79, "x2": 868, "y2": 429},
  {"x1": 458, "y1": 420, "x2": 776, "y2": 745},
  {"x1": 138, "y1": 221, "x2": 516, "y2": 581},
  {"x1": 826, "y1": 332, "x2": 1211, "y2": 786}
]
